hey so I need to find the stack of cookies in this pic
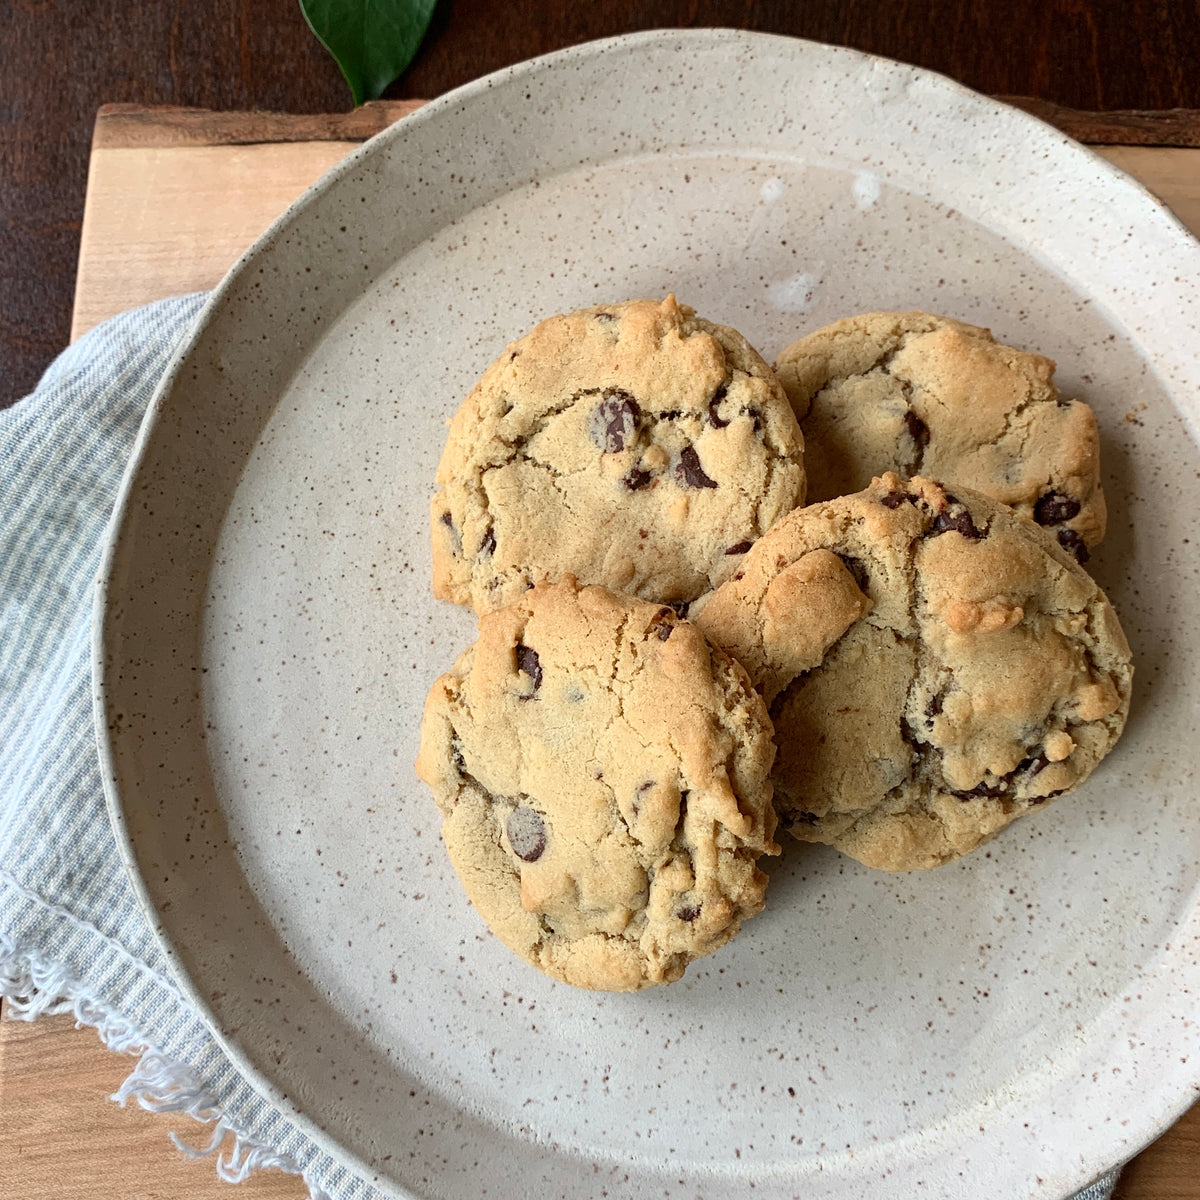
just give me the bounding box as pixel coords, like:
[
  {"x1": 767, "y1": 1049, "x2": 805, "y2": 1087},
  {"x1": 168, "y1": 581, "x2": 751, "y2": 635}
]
[{"x1": 415, "y1": 297, "x2": 1133, "y2": 992}]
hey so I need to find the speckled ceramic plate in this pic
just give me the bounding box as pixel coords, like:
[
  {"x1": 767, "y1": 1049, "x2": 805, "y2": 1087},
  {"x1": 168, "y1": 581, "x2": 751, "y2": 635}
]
[{"x1": 96, "y1": 29, "x2": 1200, "y2": 1200}]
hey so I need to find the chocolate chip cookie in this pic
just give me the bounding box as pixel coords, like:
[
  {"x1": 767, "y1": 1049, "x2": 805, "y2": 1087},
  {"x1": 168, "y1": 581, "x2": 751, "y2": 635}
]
[
  {"x1": 690, "y1": 474, "x2": 1132, "y2": 871},
  {"x1": 773, "y1": 311, "x2": 1105, "y2": 561},
  {"x1": 432, "y1": 296, "x2": 805, "y2": 614},
  {"x1": 415, "y1": 577, "x2": 780, "y2": 990}
]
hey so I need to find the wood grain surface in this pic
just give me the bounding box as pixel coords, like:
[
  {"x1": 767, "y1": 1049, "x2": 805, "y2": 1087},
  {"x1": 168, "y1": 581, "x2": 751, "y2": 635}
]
[
  {"x1": 8, "y1": 0, "x2": 1200, "y2": 402},
  {"x1": 3, "y1": 99, "x2": 1200, "y2": 1199},
  {"x1": 0, "y1": 1006, "x2": 307, "y2": 1198}
]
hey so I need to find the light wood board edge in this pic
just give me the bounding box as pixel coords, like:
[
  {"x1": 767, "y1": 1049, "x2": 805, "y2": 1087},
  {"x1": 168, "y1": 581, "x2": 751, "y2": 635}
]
[
  {"x1": 92, "y1": 101, "x2": 425, "y2": 149},
  {"x1": 998, "y1": 97, "x2": 1200, "y2": 147},
  {"x1": 92, "y1": 98, "x2": 1200, "y2": 150}
]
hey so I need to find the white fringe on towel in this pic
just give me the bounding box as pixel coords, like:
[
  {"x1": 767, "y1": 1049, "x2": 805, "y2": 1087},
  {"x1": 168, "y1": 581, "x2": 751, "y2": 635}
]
[{"x1": 0, "y1": 937, "x2": 330, "y2": 1200}]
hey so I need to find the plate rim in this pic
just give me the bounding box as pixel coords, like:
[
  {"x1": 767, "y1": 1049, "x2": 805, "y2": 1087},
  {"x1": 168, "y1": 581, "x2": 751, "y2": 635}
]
[{"x1": 93, "y1": 26, "x2": 1200, "y2": 1199}]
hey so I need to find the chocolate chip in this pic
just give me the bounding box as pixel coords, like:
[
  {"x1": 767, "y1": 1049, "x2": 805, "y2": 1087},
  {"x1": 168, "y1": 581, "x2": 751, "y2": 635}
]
[
  {"x1": 677, "y1": 904, "x2": 701, "y2": 922},
  {"x1": 507, "y1": 807, "x2": 546, "y2": 862},
  {"x1": 588, "y1": 389, "x2": 641, "y2": 453},
  {"x1": 708, "y1": 383, "x2": 730, "y2": 428},
  {"x1": 903, "y1": 410, "x2": 930, "y2": 448},
  {"x1": 648, "y1": 608, "x2": 677, "y2": 641},
  {"x1": 676, "y1": 445, "x2": 718, "y2": 489},
  {"x1": 1034, "y1": 491, "x2": 1082, "y2": 526},
  {"x1": 881, "y1": 491, "x2": 909, "y2": 509},
  {"x1": 595, "y1": 311, "x2": 617, "y2": 324},
  {"x1": 725, "y1": 540, "x2": 753, "y2": 555},
  {"x1": 623, "y1": 467, "x2": 653, "y2": 490},
  {"x1": 439, "y1": 511, "x2": 461, "y2": 552},
  {"x1": 515, "y1": 643, "x2": 542, "y2": 692},
  {"x1": 1056, "y1": 527, "x2": 1089, "y2": 564},
  {"x1": 930, "y1": 507, "x2": 983, "y2": 540},
  {"x1": 479, "y1": 526, "x2": 496, "y2": 557},
  {"x1": 658, "y1": 409, "x2": 682, "y2": 420}
]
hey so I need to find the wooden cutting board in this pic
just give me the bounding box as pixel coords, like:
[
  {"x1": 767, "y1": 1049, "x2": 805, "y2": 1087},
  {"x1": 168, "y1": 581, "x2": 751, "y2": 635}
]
[{"x1": 2, "y1": 101, "x2": 1199, "y2": 1200}]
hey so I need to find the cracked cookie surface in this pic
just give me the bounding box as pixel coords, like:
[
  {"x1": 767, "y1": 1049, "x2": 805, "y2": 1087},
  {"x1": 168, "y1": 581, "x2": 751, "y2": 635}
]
[
  {"x1": 415, "y1": 577, "x2": 779, "y2": 990},
  {"x1": 690, "y1": 474, "x2": 1132, "y2": 871},
  {"x1": 773, "y1": 311, "x2": 1105, "y2": 561},
  {"x1": 432, "y1": 296, "x2": 805, "y2": 614}
]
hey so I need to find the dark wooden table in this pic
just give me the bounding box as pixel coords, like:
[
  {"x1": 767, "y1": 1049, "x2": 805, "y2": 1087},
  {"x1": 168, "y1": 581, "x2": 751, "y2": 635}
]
[{"x1": 4, "y1": 0, "x2": 1200, "y2": 405}]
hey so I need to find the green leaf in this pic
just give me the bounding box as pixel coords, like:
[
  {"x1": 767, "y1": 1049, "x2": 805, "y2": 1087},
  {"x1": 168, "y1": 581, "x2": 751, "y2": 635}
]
[{"x1": 300, "y1": 0, "x2": 437, "y2": 107}]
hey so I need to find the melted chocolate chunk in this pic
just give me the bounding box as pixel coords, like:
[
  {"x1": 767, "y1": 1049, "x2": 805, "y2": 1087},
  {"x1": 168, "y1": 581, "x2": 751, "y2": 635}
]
[
  {"x1": 623, "y1": 467, "x2": 653, "y2": 491},
  {"x1": 725, "y1": 540, "x2": 753, "y2": 555},
  {"x1": 677, "y1": 904, "x2": 701, "y2": 922},
  {"x1": 1056, "y1": 527, "x2": 1089, "y2": 564},
  {"x1": 676, "y1": 445, "x2": 718, "y2": 489},
  {"x1": 881, "y1": 491, "x2": 910, "y2": 509},
  {"x1": 707, "y1": 383, "x2": 731, "y2": 428},
  {"x1": 588, "y1": 390, "x2": 641, "y2": 453},
  {"x1": 507, "y1": 807, "x2": 547, "y2": 862},
  {"x1": 515, "y1": 643, "x2": 542, "y2": 692},
  {"x1": 930, "y1": 505, "x2": 984, "y2": 540},
  {"x1": 1034, "y1": 490, "x2": 1082, "y2": 527}
]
